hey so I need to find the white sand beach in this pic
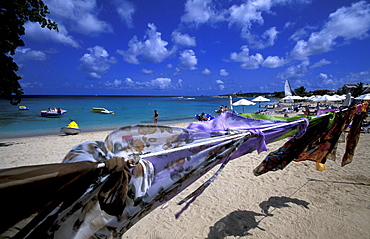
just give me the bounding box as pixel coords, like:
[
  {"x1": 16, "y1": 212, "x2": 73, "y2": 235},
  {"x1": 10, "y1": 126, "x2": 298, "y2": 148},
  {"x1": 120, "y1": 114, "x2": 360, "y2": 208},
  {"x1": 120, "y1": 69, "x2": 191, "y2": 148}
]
[{"x1": 0, "y1": 117, "x2": 369, "y2": 239}]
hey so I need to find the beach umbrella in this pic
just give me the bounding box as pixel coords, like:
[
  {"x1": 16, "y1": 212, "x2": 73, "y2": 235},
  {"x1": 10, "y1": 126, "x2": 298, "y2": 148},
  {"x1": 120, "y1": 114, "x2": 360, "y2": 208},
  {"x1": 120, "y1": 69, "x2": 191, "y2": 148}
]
[
  {"x1": 232, "y1": 98, "x2": 256, "y2": 113},
  {"x1": 251, "y1": 96, "x2": 270, "y2": 102},
  {"x1": 355, "y1": 93, "x2": 370, "y2": 100}
]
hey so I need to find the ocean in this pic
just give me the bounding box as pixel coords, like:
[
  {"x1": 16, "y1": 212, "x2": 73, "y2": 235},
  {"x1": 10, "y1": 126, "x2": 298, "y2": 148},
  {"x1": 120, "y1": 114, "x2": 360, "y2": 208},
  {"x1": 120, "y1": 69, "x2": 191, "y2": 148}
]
[{"x1": 0, "y1": 95, "x2": 264, "y2": 139}]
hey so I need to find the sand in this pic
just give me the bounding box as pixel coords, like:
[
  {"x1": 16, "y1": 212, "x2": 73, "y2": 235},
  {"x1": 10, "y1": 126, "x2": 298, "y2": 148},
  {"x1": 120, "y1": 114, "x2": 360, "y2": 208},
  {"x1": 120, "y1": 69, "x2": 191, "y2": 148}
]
[{"x1": 0, "y1": 117, "x2": 369, "y2": 239}]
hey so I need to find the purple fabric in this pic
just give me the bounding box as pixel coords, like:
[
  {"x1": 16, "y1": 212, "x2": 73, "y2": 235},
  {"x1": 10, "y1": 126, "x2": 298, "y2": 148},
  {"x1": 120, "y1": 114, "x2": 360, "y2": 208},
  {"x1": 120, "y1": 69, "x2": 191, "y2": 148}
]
[
  {"x1": 187, "y1": 112, "x2": 309, "y2": 158},
  {"x1": 317, "y1": 109, "x2": 339, "y2": 115}
]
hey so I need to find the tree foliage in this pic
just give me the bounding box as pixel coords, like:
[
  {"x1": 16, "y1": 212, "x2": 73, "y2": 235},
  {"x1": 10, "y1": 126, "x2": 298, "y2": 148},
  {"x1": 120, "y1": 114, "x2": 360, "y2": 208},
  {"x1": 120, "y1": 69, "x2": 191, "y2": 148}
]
[
  {"x1": 310, "y1": 89, "x2": 331, "y2": 95},
  {"x1": 0, "y1": 0, "x2": 58, "y2": 104},
  {"x1": 293, "y1": 86, "x2": 307, "y2": 96},
  {"x1": 352, "y1": 82, "x2": 364, "y2": 97}
]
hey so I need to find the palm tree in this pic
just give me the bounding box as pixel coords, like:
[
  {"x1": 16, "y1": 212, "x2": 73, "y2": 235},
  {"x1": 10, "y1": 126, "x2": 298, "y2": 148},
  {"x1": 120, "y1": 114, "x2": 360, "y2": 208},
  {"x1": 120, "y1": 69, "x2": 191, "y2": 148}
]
[{"x1": 353, "y1": 82, "x2": 364, "y2": 97}]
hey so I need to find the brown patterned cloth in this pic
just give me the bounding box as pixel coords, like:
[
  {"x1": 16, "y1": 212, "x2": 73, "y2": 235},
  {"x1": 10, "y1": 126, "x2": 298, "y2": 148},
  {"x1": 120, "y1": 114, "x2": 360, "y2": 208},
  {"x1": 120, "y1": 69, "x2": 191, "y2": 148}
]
[{"x1": 0, "y1": 158, "x2": 130, "y2": 238}]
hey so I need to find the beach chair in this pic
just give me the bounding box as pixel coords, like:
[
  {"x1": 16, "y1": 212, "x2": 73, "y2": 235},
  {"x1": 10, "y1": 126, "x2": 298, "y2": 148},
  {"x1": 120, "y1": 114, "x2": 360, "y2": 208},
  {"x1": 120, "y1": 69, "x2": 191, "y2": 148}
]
[
  {"x1": 361, "y1": 120, "x2": 370, "y2": 133},
  {"x1": 274, "y1": 110, "x2": 285, "y2": 114}
]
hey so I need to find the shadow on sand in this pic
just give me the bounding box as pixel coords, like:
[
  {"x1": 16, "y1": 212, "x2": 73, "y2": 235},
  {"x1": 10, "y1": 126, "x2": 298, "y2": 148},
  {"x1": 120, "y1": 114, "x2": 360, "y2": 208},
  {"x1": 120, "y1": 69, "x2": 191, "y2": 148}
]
[
  {"x1": 207, "y1": 196, "x2": 309, "y2": 238},
  {"x1": 0, "y1": 142, "x2": 20, "y2": 147}
]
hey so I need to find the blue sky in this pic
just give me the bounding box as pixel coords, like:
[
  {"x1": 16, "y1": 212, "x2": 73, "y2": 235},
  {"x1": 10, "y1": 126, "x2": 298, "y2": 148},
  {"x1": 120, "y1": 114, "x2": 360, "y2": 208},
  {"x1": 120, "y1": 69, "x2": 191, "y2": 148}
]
[{"x1": 14, "y1": 0, "x2": 370, "y2": 96}]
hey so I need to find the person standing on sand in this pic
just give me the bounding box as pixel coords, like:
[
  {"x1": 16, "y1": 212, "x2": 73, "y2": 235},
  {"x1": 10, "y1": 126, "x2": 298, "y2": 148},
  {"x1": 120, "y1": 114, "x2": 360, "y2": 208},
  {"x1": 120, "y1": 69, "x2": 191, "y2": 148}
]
[{"x1": 153, "y1": 110, "x2": 159, "y2": 125}]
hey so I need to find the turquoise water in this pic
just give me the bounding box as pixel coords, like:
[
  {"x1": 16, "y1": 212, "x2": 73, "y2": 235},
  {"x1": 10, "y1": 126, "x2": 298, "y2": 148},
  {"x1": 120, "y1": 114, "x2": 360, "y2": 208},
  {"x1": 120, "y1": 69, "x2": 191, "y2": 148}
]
[{"x1": 0, "y1": 95, "x2": 263, "y2": 138}]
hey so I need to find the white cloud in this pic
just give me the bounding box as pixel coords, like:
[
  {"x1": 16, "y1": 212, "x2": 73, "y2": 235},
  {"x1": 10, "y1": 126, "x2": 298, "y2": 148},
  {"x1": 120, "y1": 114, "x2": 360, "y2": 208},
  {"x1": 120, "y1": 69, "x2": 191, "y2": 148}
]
[
  {"x1": 115, "y1": 0, "x2": 136, "y2": 28},
  {"x1": 102, "y1": 79, "x2": 123, "y2": 88},
  {"x1": 177, "y1": 79, "x2": 183, "y2": 89},
  {"x1": 89, "y1": 72, "x2": 101, "y2": 79},
  {"x1": 179, "y1": 49, "x2": 198, "y2": 70},
  {"x1": 230, "y1": 45, "x2": 264, "y2": 69},
  {"x1": 142, "y1": 69, "x2": 153, "y2": 74},
  {"x1": 25, "y1": 22, "x2": 80, "y2": 48},
  {"x1": 277, "y1": 60, "x2": 310, "y2": 79},
  {"x1": 123, "y1": 77, "x2": 181, "y2": 90},
  {"x1": 310, "y1": 58, "x2": 331, "y2": 68},
  {"x1": 172, "y1": 32, "x2": 196, "y2": 46},
  {"x1": 319, "y1": 73, "x2": 328, "y2": 79},
  {"x1": 173, "y1": 67, "x2": 181, "y2": 76},
  {"x1": 291, "y1": 1, "x2": 370, "y2": 60},
  {"x1": 44, "y1": 0, "x2": 112, "y2": 35},
  {"x1": 228, "y1": 1, "x2": 265, "y2": 28},
  {"x1": 262, "y1": 56, "x2": 286, "y2": 68},
  {"x1": 182, "y1": 0, "x2": 311, "y2": 28},
  {"x1": 118, "y1": 23, "x2": 174, "y2": 64},
  {"x1": 337, "y1": 71, "x2": 370, "y2": 85},
  {"x1": 216, "y1": 80, "x2": 224, "y2": 90},
  {"x1": 302, "y1": 70, "x2": 370, "y2": 91},
  {"x1": 181, "y1": 0, "x2": 221, "y2": 25},
  {"x1": 219, "y1": 69, "x2": 229, "y2": 76},
  {"x1": 290, "y1": 27, "x2": 311, "y2": 42},
  {"x1": 20, "y1": 81, "x2": 43, "y2": 88},
  {"x1": 326, "y1": 1, "x2": 370, "y2": 39},
  {"x1": 202, "y1": 68, "x2": 211, "y2": 75},
  {"x1": 316, "y1": 73, "x2": 336, "y2": 87},
  {"x1": 241, "y1": 26, "x2": 279, "y2": 49},
  {"x1": 150, "y1": 78, "x2": 172, "y2": 89},
  {"x1": 14, "y1": 48, "x2": 47, "y2": 61},
  {"x1": 79, "y1": 46, "x2": 117, "y2": 79},
  {"x1": 125, "y1": 78, "x2": 149, "y2": 88}
]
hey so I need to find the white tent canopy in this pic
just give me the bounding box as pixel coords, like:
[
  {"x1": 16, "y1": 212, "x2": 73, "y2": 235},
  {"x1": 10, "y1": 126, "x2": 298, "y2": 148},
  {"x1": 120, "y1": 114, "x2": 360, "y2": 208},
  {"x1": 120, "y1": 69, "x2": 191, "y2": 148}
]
[
  {"x1": 355, "y1": 93, "x2": 370, "y2": 100},
  {"x1": 332, "y1": 94, "x2": 346, "y2": 100},
  {"x1": 307, "y1": 95, "x2": 319, "y2": 101},
  {"x1": 311, "y1": 95, "x2": 342, "y2": 102},
  {"x1": 281, "y1": 95, "x2": 304, "y2": 100}
]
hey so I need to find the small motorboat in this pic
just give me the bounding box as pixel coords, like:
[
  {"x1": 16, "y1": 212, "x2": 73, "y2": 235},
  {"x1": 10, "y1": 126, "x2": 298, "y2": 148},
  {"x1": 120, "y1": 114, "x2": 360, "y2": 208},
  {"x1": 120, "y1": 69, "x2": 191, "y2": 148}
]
[
  {"x1": 19, "y1": 106, "x2": 29, "y2": 110},
  {"x1": 61, "y1": 120, "x2": 80, "y2": 135},
  {"x1": 91, "y1": 107, "x2": 114, "y2": 114},
  {"x1": 41, "y1": 108, "x2": 67, "y2": 117}
]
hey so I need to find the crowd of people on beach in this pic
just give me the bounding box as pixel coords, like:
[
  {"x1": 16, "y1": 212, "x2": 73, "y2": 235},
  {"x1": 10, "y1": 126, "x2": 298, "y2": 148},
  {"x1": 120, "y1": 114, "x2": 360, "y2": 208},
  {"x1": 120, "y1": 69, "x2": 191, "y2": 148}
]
[
  {"x1": 196, "y1": 105, "x2": 231, "y2": 121},
  {"x1": 215, "y1": 105, "x2": 228, "y2": 114}
]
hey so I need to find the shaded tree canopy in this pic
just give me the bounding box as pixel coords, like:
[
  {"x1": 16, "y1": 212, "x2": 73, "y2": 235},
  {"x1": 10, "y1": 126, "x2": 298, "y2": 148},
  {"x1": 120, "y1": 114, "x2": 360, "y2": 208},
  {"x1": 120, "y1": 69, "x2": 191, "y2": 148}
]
[
  {"x1": 294, "y1": 86, "x2": 307, "y2": 96},
  {"x1": 353, "y1": 82, "x2": 364, "y2": 97},
  {"x1": 0, "y1": 0, "x2": 58, "y2": 105}
]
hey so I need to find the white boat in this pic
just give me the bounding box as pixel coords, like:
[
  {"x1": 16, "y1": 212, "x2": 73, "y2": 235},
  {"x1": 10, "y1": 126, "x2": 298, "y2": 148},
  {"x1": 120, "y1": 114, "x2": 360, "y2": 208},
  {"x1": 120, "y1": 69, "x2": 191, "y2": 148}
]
[
  {"x1": 279, "y1": 79, "x2": 296, "y2": 104},
  {"x1": 284, "y1": 79, "x2": 293, "y2": 97},
  {"x1": 61, "y1": 120, "x2": 80, "y2": 135},
  {"x1": 91, "y1": 107, "x2": 114, "y2": 114},
  {"x1": 41, "y1": 108, "x2": 67, "y2": 117}
]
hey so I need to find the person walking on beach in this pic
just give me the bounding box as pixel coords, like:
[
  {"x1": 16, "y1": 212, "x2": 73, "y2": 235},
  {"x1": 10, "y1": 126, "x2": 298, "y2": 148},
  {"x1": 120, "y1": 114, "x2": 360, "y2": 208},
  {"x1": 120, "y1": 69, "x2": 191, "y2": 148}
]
[{"x1": 153, "y1": 110, "x2": 159, "y2": 125}]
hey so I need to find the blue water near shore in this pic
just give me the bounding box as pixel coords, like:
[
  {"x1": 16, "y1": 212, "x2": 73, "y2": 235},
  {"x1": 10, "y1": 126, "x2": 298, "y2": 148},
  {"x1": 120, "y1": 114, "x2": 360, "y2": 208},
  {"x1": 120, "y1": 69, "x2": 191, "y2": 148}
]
[{"x1": 0, "y1": 95, "x2": 264, "y2": 139}]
